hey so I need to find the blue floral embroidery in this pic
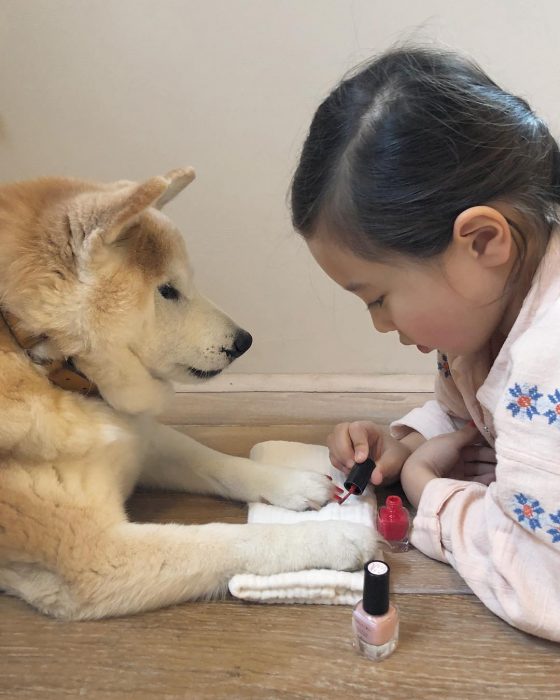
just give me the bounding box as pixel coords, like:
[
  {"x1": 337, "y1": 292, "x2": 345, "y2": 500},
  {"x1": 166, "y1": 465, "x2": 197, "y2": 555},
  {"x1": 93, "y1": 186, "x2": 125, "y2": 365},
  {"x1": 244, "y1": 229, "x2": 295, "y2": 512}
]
[
  {"x1": 513, "y1": 493, "x2": 544, "y2": 531},
  {"x1": 437, "y1": 353, "x2": 450, "y2": 378},
  {"x1": 546, "y1": 510, "x2": 560, "y2": 543},
  {"x1": 544, "y1": 389, "x2": 560, "y2": 425},
  {"x1": 506, "y1": 384, "x2": 541, "y2": 420}
]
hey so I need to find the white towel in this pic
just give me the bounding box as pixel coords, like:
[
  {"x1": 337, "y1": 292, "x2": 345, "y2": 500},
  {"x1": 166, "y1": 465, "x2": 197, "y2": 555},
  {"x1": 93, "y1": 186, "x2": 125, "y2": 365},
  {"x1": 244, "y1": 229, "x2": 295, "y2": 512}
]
[{"x1": 228, "y1": 440, "x2": 379, "y2": 605}]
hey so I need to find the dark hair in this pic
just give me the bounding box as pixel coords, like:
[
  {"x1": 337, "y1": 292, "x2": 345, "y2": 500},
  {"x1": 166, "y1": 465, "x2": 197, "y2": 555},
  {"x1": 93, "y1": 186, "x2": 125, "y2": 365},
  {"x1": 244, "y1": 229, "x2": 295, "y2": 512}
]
[{"x1": 291, "y1": 46, "x2": 560, "y2": 262}]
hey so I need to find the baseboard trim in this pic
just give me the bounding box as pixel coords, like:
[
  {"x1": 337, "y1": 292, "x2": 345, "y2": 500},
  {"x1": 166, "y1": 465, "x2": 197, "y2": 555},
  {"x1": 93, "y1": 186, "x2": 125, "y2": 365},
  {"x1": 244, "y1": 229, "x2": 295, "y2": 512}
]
[{"x1": 174, "y1": 373, "x2": 434, "y2": 393}]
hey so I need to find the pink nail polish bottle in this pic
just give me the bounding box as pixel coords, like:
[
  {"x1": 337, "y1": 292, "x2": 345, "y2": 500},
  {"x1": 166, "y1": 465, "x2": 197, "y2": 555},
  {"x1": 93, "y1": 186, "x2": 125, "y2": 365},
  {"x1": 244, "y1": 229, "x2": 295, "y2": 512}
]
[
  {"x1": 377, "y1": 495, "x2": 410, "y2": 552},
  {"x1": 352, "y1": 560, "x2": 399, "y2": 661}
]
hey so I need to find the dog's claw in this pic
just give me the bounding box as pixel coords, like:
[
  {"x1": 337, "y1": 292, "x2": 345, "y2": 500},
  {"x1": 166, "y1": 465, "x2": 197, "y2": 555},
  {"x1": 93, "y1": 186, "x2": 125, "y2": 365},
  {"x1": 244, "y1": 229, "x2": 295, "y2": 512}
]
[{"x1": 305, "y1": 499, "x2": 322, "y2": 511}]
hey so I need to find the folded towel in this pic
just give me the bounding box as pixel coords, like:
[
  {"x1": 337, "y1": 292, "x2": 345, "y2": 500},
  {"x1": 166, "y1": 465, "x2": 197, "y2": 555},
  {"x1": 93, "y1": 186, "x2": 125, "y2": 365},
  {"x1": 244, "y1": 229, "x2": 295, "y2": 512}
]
[{"x1": 228, "y1": 440, "x2": 379, "y2": 605}]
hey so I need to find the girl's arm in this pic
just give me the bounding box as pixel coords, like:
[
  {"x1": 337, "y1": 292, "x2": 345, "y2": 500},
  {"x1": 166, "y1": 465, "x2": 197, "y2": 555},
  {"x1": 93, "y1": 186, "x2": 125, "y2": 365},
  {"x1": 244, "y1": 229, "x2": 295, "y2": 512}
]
[
  {"x1": 400, "y1": 424, "x2": 478, "y2": 507},
  {"x1": 398, "y1": 429, "x2": 426, "y2": 455},
  {"x1": 401, "y1": 423, "x2": 560, "y2": 642}
]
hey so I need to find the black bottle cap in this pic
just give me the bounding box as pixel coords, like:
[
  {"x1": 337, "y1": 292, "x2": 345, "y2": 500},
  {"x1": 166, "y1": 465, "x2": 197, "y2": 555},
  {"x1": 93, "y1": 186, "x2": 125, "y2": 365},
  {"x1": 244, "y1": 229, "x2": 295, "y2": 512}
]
[
  {"x1": 362, "y1": 559, "x2": 390, "y2": 616},
  {"x1": 343, "y1": 458, "x2": 375, "y2": 495}
]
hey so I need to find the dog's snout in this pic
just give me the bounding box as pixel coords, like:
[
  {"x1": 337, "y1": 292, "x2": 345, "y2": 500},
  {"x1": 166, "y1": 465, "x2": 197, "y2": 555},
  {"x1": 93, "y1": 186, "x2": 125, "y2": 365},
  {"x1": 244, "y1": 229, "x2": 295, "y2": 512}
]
[{"x1": 226, "y1": 329, "x2": 253, "y2": 359}]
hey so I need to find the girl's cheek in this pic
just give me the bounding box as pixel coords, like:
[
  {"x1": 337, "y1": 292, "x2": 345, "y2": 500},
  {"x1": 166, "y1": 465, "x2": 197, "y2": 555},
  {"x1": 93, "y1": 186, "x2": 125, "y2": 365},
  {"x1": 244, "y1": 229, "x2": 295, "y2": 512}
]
[{"x1": 405, "y1": 314, "x2": 454, "y2": 348}]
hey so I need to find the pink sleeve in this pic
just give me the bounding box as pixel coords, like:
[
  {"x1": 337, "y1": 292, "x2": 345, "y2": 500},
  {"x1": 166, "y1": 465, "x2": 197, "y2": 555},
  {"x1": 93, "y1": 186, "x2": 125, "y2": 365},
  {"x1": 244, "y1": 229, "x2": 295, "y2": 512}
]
[
  {"x1": 412, "y1": 477, "x2": 560, "y2": 641},
  {"x1": 409, "y1": 308, "x2": 560, "y2": 641},
  {"x1": 390, "y1": 399, "x2": 461, "y2": 440},
  {"x1": 391, "y1": 357, "x2": 469, "y2": 440}
]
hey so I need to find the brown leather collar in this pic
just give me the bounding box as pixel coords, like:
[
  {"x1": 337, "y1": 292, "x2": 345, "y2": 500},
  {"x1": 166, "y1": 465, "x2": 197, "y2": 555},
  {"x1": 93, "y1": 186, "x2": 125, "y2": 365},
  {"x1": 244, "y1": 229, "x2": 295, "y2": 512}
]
[{"x1": 0, "y1": 308, "x2": 100, "y2": 397}]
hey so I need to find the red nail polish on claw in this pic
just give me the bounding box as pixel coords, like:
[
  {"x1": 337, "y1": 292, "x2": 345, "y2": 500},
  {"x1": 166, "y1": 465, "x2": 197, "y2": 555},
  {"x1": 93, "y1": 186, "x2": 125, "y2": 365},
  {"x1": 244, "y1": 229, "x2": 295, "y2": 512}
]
[{"x1": 376, "y1": 496, "x2": 410, "y2": 552}]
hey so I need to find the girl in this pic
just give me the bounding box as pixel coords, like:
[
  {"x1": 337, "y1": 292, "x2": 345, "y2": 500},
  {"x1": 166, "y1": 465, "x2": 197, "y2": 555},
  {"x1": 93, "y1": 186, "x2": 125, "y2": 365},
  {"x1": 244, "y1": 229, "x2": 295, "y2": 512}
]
[{"x1": 291, "y1": 46, "x2": 560, "y2": 641}]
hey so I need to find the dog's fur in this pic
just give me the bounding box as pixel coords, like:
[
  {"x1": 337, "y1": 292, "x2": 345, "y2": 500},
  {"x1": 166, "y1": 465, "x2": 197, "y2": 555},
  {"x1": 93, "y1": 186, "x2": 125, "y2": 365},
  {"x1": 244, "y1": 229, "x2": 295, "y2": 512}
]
[{"x1": 0, "y1": 169, "x2": 376, "y2": 619}]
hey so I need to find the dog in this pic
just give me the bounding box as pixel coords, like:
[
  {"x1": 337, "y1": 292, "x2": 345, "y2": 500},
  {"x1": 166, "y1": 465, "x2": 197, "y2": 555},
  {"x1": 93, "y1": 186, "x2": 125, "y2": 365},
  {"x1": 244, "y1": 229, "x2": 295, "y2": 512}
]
[{"x1": 0, "y1": 168, "x2": 376, "y2": 619}]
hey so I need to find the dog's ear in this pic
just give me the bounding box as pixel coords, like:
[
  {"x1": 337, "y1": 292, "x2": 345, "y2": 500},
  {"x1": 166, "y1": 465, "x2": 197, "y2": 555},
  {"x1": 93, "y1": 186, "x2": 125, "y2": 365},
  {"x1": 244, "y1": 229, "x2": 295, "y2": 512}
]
[
  {"x1": 97, "y1": 168, "x2": 196, "y2": 244},
  {"x1": 154, "y1": 167, "x2": 196, "y2": 209},
  {"x1": 89, "y1": 177, "x2": 168, "y2": 246},
  {"x1": 72, "y1": 169, "x2": 196, "y2": 253}
]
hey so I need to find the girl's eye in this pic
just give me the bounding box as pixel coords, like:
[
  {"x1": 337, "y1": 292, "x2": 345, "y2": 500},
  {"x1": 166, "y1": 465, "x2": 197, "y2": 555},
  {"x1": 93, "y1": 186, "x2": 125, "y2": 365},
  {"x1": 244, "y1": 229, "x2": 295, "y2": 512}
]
[
  {"x1": 158, "y1": 283, "x2": 180, "y2": 301},
  {"x1": 368, "y1": 296, "x2": 385, "y2": 309}
]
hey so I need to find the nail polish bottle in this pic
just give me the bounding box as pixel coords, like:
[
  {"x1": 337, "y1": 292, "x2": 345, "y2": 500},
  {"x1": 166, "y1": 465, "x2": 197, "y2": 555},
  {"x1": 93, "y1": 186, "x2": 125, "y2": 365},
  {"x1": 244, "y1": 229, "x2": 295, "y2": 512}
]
[
  {"x1": 343, "y1": 458, "x2": 375, "y2": 495},
  {"x1": 336, "y1": 458, "x2": 376, "y2": 505},
  {"x1": 352, "y1": 560, "x2": 399, "y2": 661},
  {"x1": 377, "y1": 495, "x2": 410, "y2": 552}
]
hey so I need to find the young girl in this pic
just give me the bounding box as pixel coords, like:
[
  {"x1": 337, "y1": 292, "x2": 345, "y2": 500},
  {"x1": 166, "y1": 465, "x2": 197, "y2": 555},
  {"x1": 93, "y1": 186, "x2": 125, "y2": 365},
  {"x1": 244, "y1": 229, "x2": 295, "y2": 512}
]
[{"x1": 291, "y1": 46, "x2": 560, "y2": 642}]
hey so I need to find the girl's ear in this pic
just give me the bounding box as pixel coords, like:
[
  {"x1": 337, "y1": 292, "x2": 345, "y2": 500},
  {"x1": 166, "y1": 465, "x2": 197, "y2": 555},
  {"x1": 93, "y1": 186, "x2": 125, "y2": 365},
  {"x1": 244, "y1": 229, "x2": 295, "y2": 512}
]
[{"x1": 452, "y1": 206, "x2": 513, "y2": 267}]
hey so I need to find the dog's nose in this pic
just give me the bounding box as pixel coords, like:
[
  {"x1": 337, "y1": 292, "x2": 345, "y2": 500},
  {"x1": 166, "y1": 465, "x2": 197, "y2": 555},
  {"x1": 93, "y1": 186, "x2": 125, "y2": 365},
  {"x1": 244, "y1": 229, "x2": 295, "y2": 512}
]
[{"x1": 228, "y1": 329, "x2": 253, "y2": 359}]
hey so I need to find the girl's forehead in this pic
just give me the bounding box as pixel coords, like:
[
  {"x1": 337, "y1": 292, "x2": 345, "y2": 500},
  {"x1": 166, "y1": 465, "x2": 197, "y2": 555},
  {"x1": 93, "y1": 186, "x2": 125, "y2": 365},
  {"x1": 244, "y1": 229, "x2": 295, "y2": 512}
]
[
  {"x1": 307, "y1": 232, "x2": 448, "y2": 294},
  {"x1": 308, "y1": 234, "x2": 364, "y2": 275},
  {"x1": 308, "y1": 233, "x2": 399, "y2": 285}
]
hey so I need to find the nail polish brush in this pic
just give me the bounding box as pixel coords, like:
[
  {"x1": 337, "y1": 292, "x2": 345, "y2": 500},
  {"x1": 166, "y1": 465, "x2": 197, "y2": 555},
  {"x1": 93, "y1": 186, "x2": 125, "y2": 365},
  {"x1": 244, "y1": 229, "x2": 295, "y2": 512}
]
[{"x1": 336, "y1": 458, "x2": 375, "y2": 504}]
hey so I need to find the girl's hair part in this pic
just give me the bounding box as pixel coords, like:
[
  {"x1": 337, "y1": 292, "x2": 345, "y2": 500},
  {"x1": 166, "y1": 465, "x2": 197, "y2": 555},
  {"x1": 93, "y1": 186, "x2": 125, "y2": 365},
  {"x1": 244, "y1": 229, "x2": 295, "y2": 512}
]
[{"x1": 290, "y1": 45, "x2": 560, "y2": 263}]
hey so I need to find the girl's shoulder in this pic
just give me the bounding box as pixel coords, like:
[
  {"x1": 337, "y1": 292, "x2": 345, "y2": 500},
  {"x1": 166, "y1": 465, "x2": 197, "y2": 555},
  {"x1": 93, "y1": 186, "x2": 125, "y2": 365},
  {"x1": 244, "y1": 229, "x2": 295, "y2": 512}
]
[
  {"x1": 510, "y1": 292, "x2": 560, "y2": 369},
  {"x1": 493, "y1": 296, "x2": 560, "y2": 549}
]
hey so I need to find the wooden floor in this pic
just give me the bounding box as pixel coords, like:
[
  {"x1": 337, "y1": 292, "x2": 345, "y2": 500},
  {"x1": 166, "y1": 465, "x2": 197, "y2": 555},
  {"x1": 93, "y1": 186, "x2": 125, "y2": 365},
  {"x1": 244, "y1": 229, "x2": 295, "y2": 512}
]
[{"x1": 2, "y1": 389, "x2": 560, "y2": 699}]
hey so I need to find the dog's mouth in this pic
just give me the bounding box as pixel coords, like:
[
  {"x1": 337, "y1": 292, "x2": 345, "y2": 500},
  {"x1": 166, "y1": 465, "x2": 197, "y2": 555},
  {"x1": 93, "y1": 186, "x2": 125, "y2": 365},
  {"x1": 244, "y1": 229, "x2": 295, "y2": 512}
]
[{"x1": 187, "y1": 367, "x2": 223, "y2": 379}]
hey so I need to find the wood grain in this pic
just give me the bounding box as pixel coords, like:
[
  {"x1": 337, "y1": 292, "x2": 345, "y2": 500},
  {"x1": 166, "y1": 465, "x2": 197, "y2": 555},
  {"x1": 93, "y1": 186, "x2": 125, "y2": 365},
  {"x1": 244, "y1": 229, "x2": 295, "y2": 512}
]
[
  {"x1": 1, "y1": 596, "x2": 558, "y2": 700},
  {"x1": 160, "y1": 391, "x2": 433, "y2": 426},
  {"x1": 169, "y1": 423, "x2": 336, "y2": 456},
  {"x1": 173, "y1": 372, "x2": 435, "y2": 393}
]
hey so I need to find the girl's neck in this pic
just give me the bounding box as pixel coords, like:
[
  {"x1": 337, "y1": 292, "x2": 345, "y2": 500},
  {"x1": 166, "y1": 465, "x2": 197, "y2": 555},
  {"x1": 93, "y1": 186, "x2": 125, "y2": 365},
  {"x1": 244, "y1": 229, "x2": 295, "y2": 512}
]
[{"x1": 496, "y1": 223, "x2": 549, "y2": 342}]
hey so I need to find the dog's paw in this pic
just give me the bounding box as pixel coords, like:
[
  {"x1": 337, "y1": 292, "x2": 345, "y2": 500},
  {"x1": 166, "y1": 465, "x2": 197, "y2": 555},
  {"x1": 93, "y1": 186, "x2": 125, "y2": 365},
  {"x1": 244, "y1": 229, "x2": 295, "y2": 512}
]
[
  {"x1": 260, "y1": 467, "x2": 334, "y2": 511},
  {"x1": 314, "y1": 521, "x2": 379, "y2": 571},
  {"x1": 267, "y1": 521, "x2": 378, "y2": 573}
]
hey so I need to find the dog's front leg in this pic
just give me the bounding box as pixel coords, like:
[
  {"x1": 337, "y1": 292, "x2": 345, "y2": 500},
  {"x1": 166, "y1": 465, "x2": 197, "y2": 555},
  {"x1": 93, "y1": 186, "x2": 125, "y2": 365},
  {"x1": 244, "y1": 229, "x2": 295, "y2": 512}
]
[
  {"x1": 138, "y1": 422, "x2": 336, "y2": 510},
  {"x1": 8, "y1": 518, "x2": 377, "y2": 620}
]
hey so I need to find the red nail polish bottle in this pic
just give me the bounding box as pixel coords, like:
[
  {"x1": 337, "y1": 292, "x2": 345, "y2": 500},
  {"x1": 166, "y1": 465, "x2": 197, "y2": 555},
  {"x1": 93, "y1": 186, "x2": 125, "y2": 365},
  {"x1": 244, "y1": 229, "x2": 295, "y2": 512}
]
[{"x1": 376, "y1": 495, "x2": 410, "y2": 552}]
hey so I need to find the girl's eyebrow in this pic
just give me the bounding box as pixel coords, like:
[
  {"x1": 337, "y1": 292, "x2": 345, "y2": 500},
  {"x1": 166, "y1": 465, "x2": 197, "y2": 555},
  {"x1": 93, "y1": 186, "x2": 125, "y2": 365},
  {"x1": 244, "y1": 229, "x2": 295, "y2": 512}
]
[{"x1": 344, "y1": 282, "x2": 369, "y2": 292}]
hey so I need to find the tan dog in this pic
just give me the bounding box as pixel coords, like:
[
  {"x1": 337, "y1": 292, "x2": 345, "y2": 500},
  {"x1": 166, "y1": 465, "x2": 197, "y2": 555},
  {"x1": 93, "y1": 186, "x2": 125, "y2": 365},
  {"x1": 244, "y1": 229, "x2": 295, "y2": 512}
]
[{"x1": 0, "y1": 169, "x2": 376, "y2": 619}]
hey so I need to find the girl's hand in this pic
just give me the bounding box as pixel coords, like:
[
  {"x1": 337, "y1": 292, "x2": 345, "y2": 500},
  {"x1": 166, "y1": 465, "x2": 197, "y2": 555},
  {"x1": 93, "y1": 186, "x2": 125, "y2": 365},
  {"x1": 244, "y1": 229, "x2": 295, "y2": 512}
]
[
  {"x1": 446, "y1": 445, "x2": 496, "y2": 486},
  {"x1": 455, "y1": 443, "x2": 496, "y2": 485},
  {"x1": 405, "y1": 424, "x2": 496, "y2": 482},
  {"x1": 326, "y1": 420, "x2": 412, "y2": 486},
  {"x1": 401, "y1": 424, "x2": 488, "y2": 507}
]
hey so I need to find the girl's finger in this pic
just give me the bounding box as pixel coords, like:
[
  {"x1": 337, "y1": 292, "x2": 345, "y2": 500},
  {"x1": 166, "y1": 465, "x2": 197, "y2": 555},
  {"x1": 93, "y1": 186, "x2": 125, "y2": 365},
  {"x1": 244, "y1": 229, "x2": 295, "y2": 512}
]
[
  {"x1": 472, "y1": 472, "x2": 497, "y2": 486},
  {"x1": 463, "y1": 461, "x2": 497, "y2": 477},
  {"x1": 370, "y1": 447, "x2": 404, "y2": 486},
  {"x1": 327, "y1": 424, "x2": 355, "y2": 468},
  {"x1": 461, "y1": 446, "x2": 496, "y2": 463},
  {"x1": 452, "y1": 423, "x2": 481, "y2": 447},
  {"x1": 348, "y1": 422, "x2": 378, "y2": 464},
  {"x1": 370, "y1": 466, "x2": 385, "y2": 486},
  {"x1": 329, "y1": 454, "x2": 346, "y2": 472}
]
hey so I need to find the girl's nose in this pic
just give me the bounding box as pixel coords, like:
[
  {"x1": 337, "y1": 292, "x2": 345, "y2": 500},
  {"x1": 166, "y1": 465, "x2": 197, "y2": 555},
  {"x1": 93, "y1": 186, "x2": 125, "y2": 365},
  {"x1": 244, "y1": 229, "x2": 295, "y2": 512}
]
[{"x1": 371, "y1": 312, "x2": 396, "y2": 334}]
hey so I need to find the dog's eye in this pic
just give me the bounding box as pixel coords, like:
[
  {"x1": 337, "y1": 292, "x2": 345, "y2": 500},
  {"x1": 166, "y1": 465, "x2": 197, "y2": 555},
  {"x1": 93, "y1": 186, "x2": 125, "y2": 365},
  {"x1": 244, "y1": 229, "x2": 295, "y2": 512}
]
[{"x1": 158, "y1": 283, "x2": 180, "y2": 301}]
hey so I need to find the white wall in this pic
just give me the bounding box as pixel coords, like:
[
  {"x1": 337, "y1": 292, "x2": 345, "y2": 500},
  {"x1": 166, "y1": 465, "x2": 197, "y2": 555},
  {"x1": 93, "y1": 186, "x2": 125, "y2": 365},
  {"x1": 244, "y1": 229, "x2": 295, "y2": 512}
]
[{"x1": 1, "y1": 0, "x2": 559, "y2": 375}]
